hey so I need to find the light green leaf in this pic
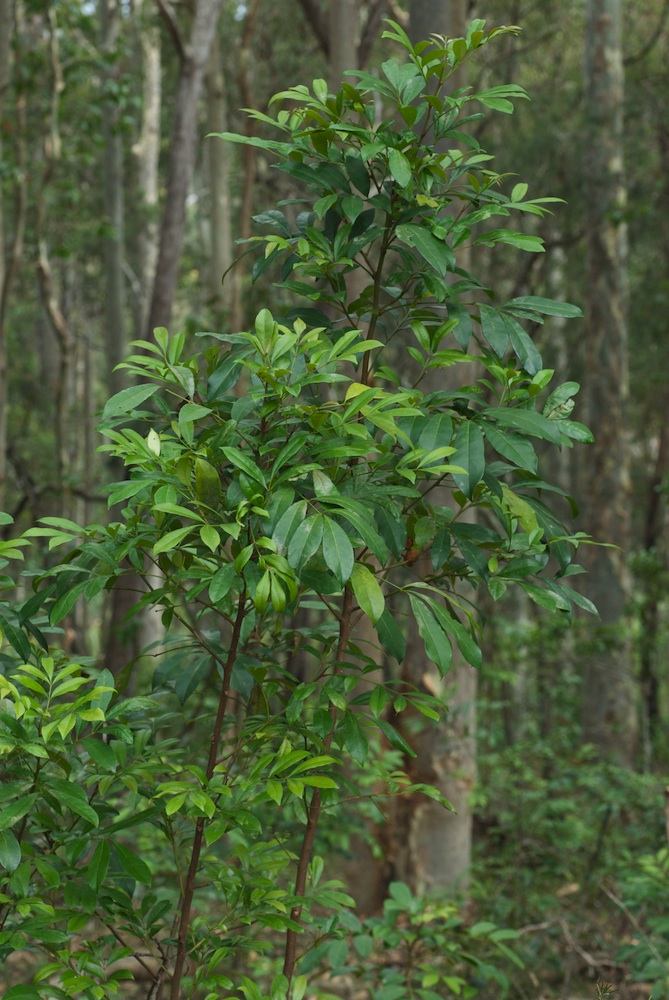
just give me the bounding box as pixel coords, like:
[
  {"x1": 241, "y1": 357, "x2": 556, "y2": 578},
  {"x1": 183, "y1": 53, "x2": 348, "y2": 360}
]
[
  {"x1": 388, "y1": 148, "x2": 412, "y2": 187},
  {"x1": 200, "y1": 525, "x2": 220, "y2": 553},
  {"x1": 153, "y1": 525, "x2": 194, "y2": 555},
  {"x1": 350, "y1": 563, "x2": 385, "y2": 624},
  {"x1": 102, "y1": 384, "x2": 156, "y2": 419}
]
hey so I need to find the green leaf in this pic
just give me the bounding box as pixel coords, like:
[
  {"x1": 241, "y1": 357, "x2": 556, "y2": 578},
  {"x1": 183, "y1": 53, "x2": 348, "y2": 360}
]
[
  {"x1": 396, "y1": 223, "x2": 455, "y2": 276},
  {"x1": 388, "y1": 148, "x2": 412, "y2": 187},
  {"x1": 209, "y1": 563, "x2": 237, "y2": 603},
  {"x1": 4, "y1": 987, "x2": 43, "y2": 1000},
  {"x1": 114, "y1": 842, "x2": 152, "y2": 885},
  {"x1": 0, "y1": 829, "x2": 21, "y2": 872},
  {"x1": 376, "y1": 717, "x2": 416, "y2": 757},
  {"x1": 505, "y1": 295, "x2": 582, "y2": 319},
  {"x1": 288, "y1": 515, "x2": 323, "y2": 571},
  {"x1": 102, "y1": 383, "x2": 156, "y2": 419},
  {"x1": 200, "y1": 525, "x2": 220, "y2": 553},
  {"x1": 195, "y1": 458, "x2": 222, "y2": 507},
  {"x1": 0, "y1": 614, "x2": 31, "y2": 661},
  {"x1": 350, "y1": 563, "x2": 385, "y2": 624},
  {"x1": 82, "y1": 737, "x2": 117, "y2": 772},
  {"x1": 341, "y1": 712, "x2": 368, "y2": 765},
  {"x1": 408, "y1": 595, "x2": 452, "y2": 675},
  {"x1": 486, "y1": 407, "x2": 562, "y2": 445},
  {"x1": 504, "y1": 315, "x2": 542, "y2": 375},
  {"x1": 86, "y1": 840, "x2": 110, "y2": 891},
  {"x1": 479, "y1": 304, "x2": 508, "y2": 355},
  {"x1": 451, "y1": 421, "x2": 485, "y2": 498},
  {"x1": 48, "y1": 779, "x2": 99, "y2": 826},
  {"x1": 222, "y1": 447, "x2": 266, "y2": 485},
  {"x1": 483, "y1": 422, "x2": 538, "y2": 473},
  {"x1": 375, "y1": 608, "x2": 406, "y2": 663},
  {"x1": 322, "y1": 518, "x2": 354, "y2": 585},
  {"x1": 273, "y1": 501, "x2": 308, "y2": 554},
  {"x1": 429, "y1": 601, "x2": 482, "y2": 669},
  {"x1": 51, "y1": 580, "x2": 90, "y2": 625},
  {"x1": 153, "y1": 525, "x2": 194, "y2": 555},
  {"x1": 0, "y1": 794, "x2": 37, "y2": 832}
]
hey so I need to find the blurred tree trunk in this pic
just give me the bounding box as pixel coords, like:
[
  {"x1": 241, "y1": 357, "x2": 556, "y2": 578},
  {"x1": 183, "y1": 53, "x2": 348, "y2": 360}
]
[
  {"x1": 0, "y1": 0, "x2": 12, "y2": 512},
  {"x1": 100, "y1": 0, "x2": 126, "y2": 400},
  {"x1": 205, "y1": 35, "x2": 232, "y2": 319},
  {"x1": 133, "y1": 0, "x2": 161, "y2": 339},
  {"x1": 147, "y1": 0, "x2": 224, "y2": 334},
  {"x1": 580, "y1": 0, "x2": 637, "y2": 765},
  {"x1": 329, "y1": 0, "x2": 358, "y2": 87},
  {"x1": 0, "y1": 0, "x2": 24, "y2": 514}
]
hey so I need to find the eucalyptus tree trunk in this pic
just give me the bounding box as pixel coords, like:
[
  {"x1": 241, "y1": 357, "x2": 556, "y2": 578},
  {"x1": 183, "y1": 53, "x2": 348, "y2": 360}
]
[
  {"x1": 147, "y1": 0, "x2": 224, "y2": 334},
  {"x1": 100, "y1": 0, "x2": 126, "y2": 400},
  {"x1": 580, "y1": 0, "x2": 637, "y2": 765}
]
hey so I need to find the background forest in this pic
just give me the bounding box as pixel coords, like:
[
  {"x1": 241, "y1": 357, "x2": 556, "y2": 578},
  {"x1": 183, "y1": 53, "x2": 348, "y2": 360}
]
[{"x1": 0, "y1": 1, "x2": 668, "y2": 998}]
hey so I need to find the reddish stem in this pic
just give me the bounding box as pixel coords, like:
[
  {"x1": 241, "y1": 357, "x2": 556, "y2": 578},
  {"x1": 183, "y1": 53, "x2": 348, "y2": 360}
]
[{"x1": 169, "y1": 590, "x2": 247, "y2": 1000}]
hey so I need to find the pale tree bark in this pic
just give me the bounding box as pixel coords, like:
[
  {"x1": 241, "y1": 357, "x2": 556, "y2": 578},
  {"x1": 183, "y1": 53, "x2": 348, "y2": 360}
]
[
  {"x1": 100, "y1": 0, "x2": 126, "y2": 400},
  {"x1": 133, "y1": 0, "x2": 161, "y2": 338},
  {"x1": 329, "y1": 0, "x2": 358, "y2": 88},
  {"x1": 147, "y1": 0, "x2": 224, "y2": 335},
  {"x1": 580, "y1": 0, "x2": 637, "y2": 765},
  {"x1": 205, "y1": 35, "x2": 232, "y2": 317}
]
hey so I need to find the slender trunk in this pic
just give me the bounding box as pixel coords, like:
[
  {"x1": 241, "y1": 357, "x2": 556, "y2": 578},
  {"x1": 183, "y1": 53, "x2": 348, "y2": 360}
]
[
  {"x1": 580, "y1": 0, "x2": 637, "y2": 765},
  {"x1": 148, "y1": 0, "x2": 224, "y2": 335}
]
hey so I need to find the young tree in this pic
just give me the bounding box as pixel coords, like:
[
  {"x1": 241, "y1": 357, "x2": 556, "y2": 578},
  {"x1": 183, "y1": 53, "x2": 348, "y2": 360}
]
[{"x1": 0, "y1": 20, "x2": 592, "y2": 999}]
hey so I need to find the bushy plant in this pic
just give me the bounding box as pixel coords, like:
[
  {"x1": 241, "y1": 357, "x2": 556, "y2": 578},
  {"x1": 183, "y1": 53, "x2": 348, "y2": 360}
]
[{"x1": 0, "y1": 20, "x2": 591, "y2": 1000}]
